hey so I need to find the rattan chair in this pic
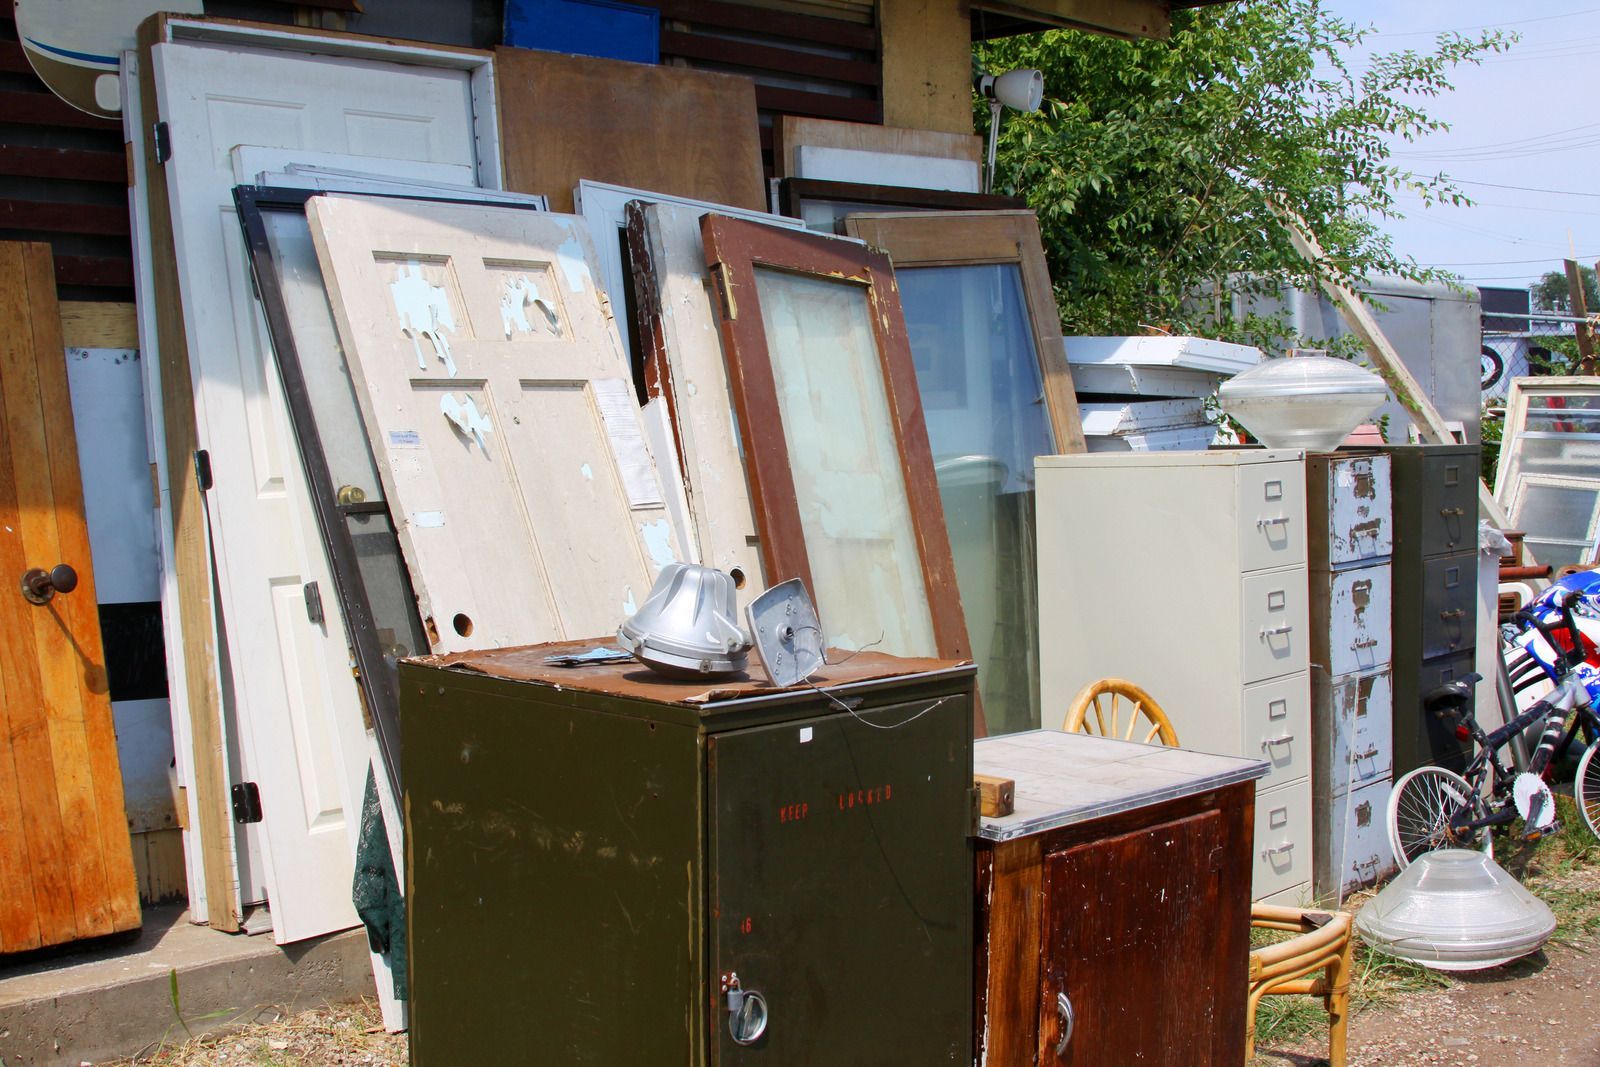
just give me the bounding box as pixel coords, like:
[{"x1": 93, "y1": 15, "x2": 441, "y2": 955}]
[
  {"x1": 1062, "y1": 677, "x2": 1179, "y2": 747},
  {"x1": 1247, "y1": 904, "x2": 1354, "y2": 1067}
]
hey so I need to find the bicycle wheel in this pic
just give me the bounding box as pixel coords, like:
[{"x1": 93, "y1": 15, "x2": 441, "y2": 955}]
[
  {"x1": 1388, "y1": 766, "x2": 1487, "y2": 867},
  {"x1": 1577, "y1": 742, "x2": 1600, "y2": 842}
]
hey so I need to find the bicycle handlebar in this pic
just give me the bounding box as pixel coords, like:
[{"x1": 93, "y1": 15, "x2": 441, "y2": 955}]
[{"x1": 1515, "y1": 589, "x2": 1589, "y2": 674}]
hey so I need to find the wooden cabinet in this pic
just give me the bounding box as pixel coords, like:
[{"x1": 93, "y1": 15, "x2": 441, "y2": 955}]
[
  {"x1": 1036, "y1": 450, "x2": 1312, "y2": 902},
  {"x1": 973, "y1": 732, "x2": 1264, "y2": 1066}
]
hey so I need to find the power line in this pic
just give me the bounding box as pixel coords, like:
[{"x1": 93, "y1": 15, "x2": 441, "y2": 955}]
[
  {"x1": 1426, "y1": 255, "x2": 1600, "y2": 266},
  {"x1": 1374, "y1": 7, "x2": 1600, "y2": 38},
  {"x1": 1447, "y1": 178, "x2": 1600, "y2": 199}
]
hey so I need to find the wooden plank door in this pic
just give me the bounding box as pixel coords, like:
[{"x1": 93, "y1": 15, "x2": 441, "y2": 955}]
[
  {"x1": 148, "y1": 36, "x2": 485, "y2": 943},
  {"x1": 699, "y1": 216, "x2": 974, "y2": 722},
  {"x1": 307, "y1": 196, "x2": 681, "y2": 651},
  {"x1": 0, "y1": 242, "x2": 139, "y2": 952}
]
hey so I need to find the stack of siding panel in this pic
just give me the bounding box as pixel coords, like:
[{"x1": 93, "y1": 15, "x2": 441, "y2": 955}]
[{"x1": 1065, "y1": 336, "x2": 1262, "y2": 452}]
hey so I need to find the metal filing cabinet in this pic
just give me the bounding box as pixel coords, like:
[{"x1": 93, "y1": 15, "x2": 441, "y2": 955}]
[
  {"x1": 400, "y1": 642, "x2": 975, "y2": 1066},
  {"x1": 1377, "y1": 444, "x2": 1480, "y2": 777},
  {"x1": 1307, "y1": 452, "x2": 1398, "y2": 902},
  {"x1": 1036, "y1": 450, "x2": 1313, "y2": 903}
]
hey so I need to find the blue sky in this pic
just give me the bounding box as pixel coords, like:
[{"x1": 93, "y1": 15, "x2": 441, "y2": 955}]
[{"x1": 1329, "y1": 2, "x2": 1600, "y2": 292}]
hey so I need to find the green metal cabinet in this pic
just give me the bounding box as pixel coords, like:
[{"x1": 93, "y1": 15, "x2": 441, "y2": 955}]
[
  {"x1": 401, "y1": 643, "x2": 976, "y2": 1066},
  {"x1": 1377, "y1": 444, "x2": 1480, "y2": 776}
]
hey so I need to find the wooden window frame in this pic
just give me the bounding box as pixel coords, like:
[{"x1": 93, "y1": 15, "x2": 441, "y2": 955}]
[
  {"x1": 700, "y1": 214, "x2": 978, "y2": 728},
  {"x1": 843, "y1": 209, "x2": 1085, "y2": 453},
  {"x1": 775, "y1": 176, "x2": 1024, "y2": 227}
]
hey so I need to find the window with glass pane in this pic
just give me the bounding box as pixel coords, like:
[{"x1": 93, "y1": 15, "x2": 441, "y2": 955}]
[
  {"x1": 752, "y1": 268, "x2": 938, "y2": 657},
  {"x1": 896, "y1": 262, "x2": 1056, "y2": 735}
]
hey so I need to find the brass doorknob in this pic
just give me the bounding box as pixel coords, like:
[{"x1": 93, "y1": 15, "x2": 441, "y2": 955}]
[{"x1": 21, "y1": 563, "x2": 78, "y2": 605}]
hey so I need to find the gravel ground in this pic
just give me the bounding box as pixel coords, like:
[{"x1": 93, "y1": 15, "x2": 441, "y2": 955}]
[
  {"x1": 100, "y1": 867, "x2": 1600, "y2": 1066},
  {"x1": 1258, "y1": 863, "x2": 1600, "y2": 1067}
]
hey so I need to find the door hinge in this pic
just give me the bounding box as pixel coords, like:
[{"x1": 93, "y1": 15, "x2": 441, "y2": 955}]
[
  {"x1": 152, "y1": 121, "x2": 171, "y2": 164},
  {"x1": 194, "y1": 449, "x2": 212, "y2": 492},
  {"x1": 231, "y1": 782, "x2": 263, "y2": 824},
  {"x1": 304, "y1": 580, "x2": 324, "y2": 626}
]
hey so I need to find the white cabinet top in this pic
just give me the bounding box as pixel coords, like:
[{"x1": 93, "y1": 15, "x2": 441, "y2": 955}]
[
  {"x1": 1037, "y1": 448, "x2": 1304, "y2": 470},
  {"x1": 974, "y1": 730, "x2": 1268, "y2": 842}
]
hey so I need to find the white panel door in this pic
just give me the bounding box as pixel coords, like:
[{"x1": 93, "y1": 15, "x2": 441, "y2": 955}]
[
  {"x1": 151, "y1": 39, "x2": 480, "y2": 943},
  {"x1": 307, "y1": 196, "x2": 681, "y2": 650}
]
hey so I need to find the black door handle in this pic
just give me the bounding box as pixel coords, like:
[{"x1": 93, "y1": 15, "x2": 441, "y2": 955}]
[{"x1": 21, "y1": 563, "x2": 78, "y2": 605}]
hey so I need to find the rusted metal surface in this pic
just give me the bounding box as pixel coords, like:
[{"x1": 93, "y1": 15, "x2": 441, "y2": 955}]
[{"x1": 416, "y1": 637, "x2": 967, "y2": 706}]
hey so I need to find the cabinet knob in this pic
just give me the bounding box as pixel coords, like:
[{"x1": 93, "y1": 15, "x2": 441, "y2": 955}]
[
  {"x1": 20, "y1": 563, "x2": 78, "y2": 605},
  {"x1": 1055, "y1": 991, "x2": 1075, "y2": 1057}
]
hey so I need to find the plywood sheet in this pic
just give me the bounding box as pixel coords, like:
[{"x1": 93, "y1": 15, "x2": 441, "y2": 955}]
[
  {"x1": 495, "y1": 47, "x2": 765, "y2": 214},
  {"x1": 0, "y1": 241, "x2": 139, "y2": 953},
  {"x1": 308, "y1": 195, "x2": 683, "y2": 653}
]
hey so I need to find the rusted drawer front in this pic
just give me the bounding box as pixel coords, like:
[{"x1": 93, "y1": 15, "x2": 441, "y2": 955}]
[
  {"x1": 1241, "y1": 570, "x2": 1309, "y2": 683},
  {"x1": 1319, "y1": 564, "x2": 1392, "y2": 676},
  {"x1": 1324, "y1": 455, "x2": 1392, "y2": 565},
  {"x1": 1419, "y1": 453, "x2": 1477, "y2": 557},
  {"x1": 1326, "y1": 777, "x2": 1397, "y2": 897},
  {"x1": 1253, "y1": 781, "x2": 1312, "y2": 900},
  {"x1": 1421, "y1": 552, "x2": 1477, "y2": 658},
  {"x1": 1243, "y1": 674, "x2": 1310, "y2": 789},
  {"x1": 1237, "y1": 462, "x2": 1306, "y2": 572},
  {"x1": 1324, "y1": 669, "x2": 1393, "y2": 786}
]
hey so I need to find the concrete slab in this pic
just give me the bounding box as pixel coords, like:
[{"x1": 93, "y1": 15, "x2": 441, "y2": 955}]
[{"x1": 0, "y1": 906, "x2": 376, "y2": 1065}]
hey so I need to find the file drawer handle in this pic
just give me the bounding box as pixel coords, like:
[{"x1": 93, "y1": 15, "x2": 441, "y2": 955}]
[
  {"x1": 1440, "y1": 609, "x2": 1466, "y2": 620},
  {"x1": 1353, "y1": 745, "x2": 1380, "y2": 761},
  {"x1": 1055, "y1": 992, "x2": 1075, "y2": 1057},
  {"x1": 1261, "y1": 843, "x2": 1294, "y2": 859},
  {"x1": 1352, "y1": 638, "x2": 1380, "y2": 649},
  {"x1": 1260, "y1": 624, "x2": 1294, "y2": 639},
  {"x1": 1262, "y1": 734, "x2": 1295, "y2": 750},
  {"x1": 1256, "y1": 516, "x2": 1290, "y2": 530},
  {"x1": 1439, "y1": 507, "x2": 1464, "y2": 517}
]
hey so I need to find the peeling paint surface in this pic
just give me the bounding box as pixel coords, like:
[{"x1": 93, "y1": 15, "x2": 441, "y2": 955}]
[
  {"x1": 640, "y1": 519, "x2": 676, "y2": 572},
  {"x1": 389, "y1": 261, "x2": 459, "y2": 376},
  {"x1": 580, "y1": 462, "x2": 594, "y2": 480},
  {"x1": 498, "y1": 271, "x2": 560, "y2": 338},
  {"x1": 622, "y1": 586, "x2": 637, "y2": 617},
  {"x1": 441, "y1": 393, "x2": 492, "y2": 449},
  {"x1": 555, "y1": 234, "x2": 591, "y2": 294}
]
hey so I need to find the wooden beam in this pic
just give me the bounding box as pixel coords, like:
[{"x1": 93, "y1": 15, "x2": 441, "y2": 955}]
[
  {"x1": 60, "y1": 301, "x2": 138, "y2": 349},
  {"x1": 969, "y1": 0, "x2": 1170, "y2": 39},
  {"x1": 879, "y1": 0, "x2": 974, "y2": 134},
  {"x1": 134, "y1": 18, "x2": 240, "y2": 933},
  {"x1": 1570, "y1": 259, "x2": 1597, "y2": 374},
  {"x1": 1271, "y1": 202, "x2": 1514, "y2": 529}
]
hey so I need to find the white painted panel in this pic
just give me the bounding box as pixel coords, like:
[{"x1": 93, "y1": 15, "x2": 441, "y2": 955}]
[
  {"x1": 1242, "y1": 673, "x2": 1309, "y2": 789},
  {"x1": 1328, "y1": 668, "x2": 1393, "y2": 785},
  {"x1": 793, "y1": 145, "x2": 980, "y2": 193},
  {"x1": 1254, "y1": 780, "x2": 1312, "y2": 900},
  {"x1": 112, "y1": 698, "x2": 178, "y2": 834},
  {"x1": 1327, "y1": 776, "x2": 1396, "y2": 897},
  {"x1": 64, "y1": 346, "x2": 160, "y2": 604},
  {"x1": 151, "y1": 37, "x2": 480, "y2": 946},
  {"x1": 1241, "y1": 570, "x2": 1309, "y2": 684},
  {"x1": 1325, "y1": 454, "x2": 1392, "y2": 564}
]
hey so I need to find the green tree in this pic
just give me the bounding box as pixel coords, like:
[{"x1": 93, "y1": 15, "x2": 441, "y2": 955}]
[
  {"x1": 975, "y1": 1, "x2": 1512, "y2": 344},
  {"x1": 1533, "y1": 267, "x2": 1599, "y2": 314}
]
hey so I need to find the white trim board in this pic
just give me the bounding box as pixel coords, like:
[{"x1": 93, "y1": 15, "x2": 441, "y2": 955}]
[{"x1": 792, "y1": 145, "x2": 980, "y2": 193}]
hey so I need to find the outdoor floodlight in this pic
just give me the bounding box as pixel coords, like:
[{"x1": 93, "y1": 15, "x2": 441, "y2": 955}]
[{"x1": 978, "y1": 68, "x2": 1045, "y2": 194}]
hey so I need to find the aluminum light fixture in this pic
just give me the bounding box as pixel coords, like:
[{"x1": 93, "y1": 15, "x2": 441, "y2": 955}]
[
  {"x1": 618, "y1": 562, "x2": 751, "y2": 679},
  {"x1": 978, "y1": 68, "x2": 1045, "y2": 194},
  {"x1": 1354, "y1": 849, "x2": 1556, "y2": 971}
]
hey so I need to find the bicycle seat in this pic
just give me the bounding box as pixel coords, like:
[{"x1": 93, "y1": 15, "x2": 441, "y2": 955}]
[{"x1": 1423, "y1": 675, "x2": 1481, "y2": 718}]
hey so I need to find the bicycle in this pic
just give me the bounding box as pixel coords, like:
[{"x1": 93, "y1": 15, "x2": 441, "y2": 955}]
[{"x1": 1386, "y1": 589, "x2": 1600, "y2": 867}]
